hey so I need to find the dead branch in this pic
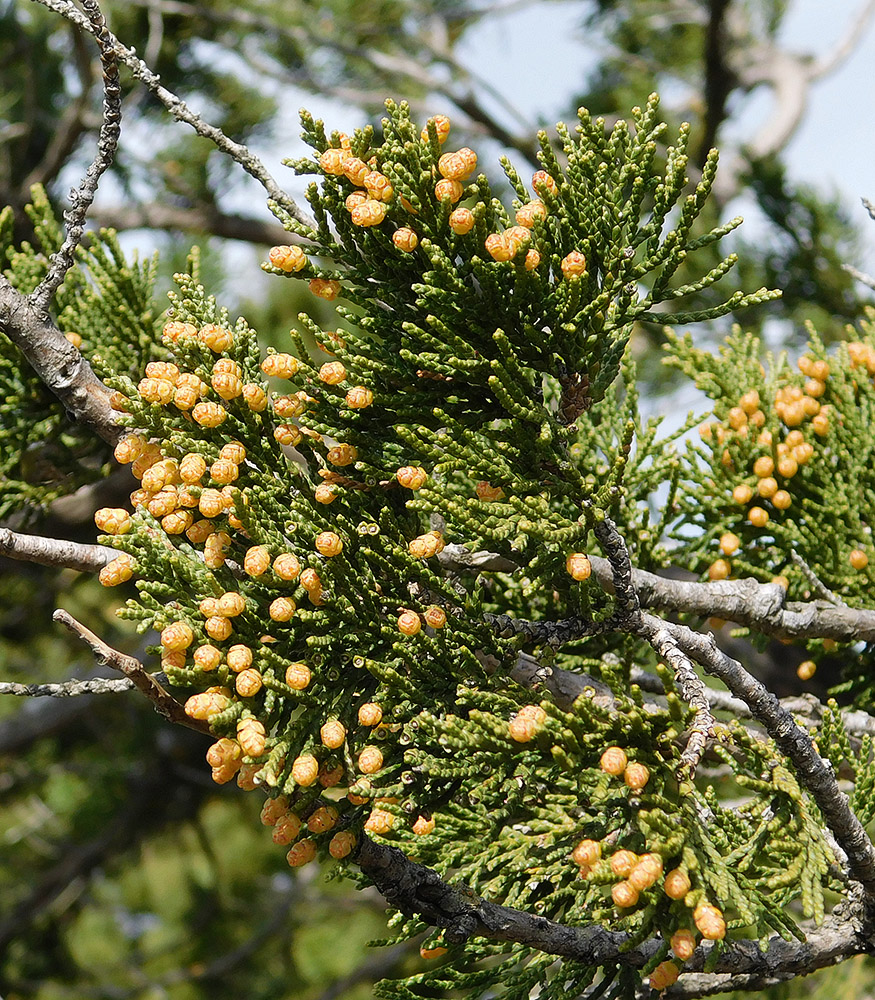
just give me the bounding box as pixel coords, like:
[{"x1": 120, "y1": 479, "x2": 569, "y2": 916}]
[{"x1": 0, "y1": 677, "x2": 133, "y2": 697}]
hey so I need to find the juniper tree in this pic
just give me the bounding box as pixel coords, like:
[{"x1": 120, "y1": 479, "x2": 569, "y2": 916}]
[{"x1": 4, "y1": 4, "x2": 875, "y2": 999}]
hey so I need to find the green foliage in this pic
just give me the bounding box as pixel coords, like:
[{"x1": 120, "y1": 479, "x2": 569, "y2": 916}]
[
  {"x1": 75, "y1": 98, "x2": 860, "y2": 997},
  {"x1": 665, "y1": 318, "x2": 875, "y2": 704},
  {"x1": 0, "y1": 186, "x2": 162, "y2": 519}
]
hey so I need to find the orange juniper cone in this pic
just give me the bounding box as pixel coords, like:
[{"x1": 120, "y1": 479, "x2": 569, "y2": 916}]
[
  {"x1": 261, "y1": 795, "x2": 289, "y2": 826},
  {"x1": 649, "y1": 961, "x2": 679, "y2": 991},
  {"x1": 397, "y1": 466, "x2": 427, "y2": 489},
  {"x1": 663, "y1": 868, "x2": 691, "y2": 899},
  {"x1": 307, "y1": 806, "x2": 339, "y2": 833},
  {"x1": 508, "y1": 705, "x2": 547, "y2": 742},
  {"x1": 268, "y1": 245, "x2": 307, "y2": 272},
  {"x1": 560, "y1": 251, "x2": 586, "y2": 278},
  {"x1": 413, "y1": 814, "x2": 436, "y2": 836},
  {"x1": 397, "y1": 611, "x2": 421, "y2": 636},
  {"x1": 609, "y1": 850, "x2": 637, "y2": 877},
  {"x1": 320, "y1": 720, "x2": 346, "y2": 749},
  {"x1": 291, "y1": 754, "x2": 319, "y2": 787},
  {"x1": 329, "y1": 831, "x2": 356, "y2": 858},
  {"x1": 671, "y1": 928, "x2": 697, "y2": 961},
  {"x1": 611, "y1": 881, "x2": 639, "y2": 908},
  {"x1": 421, "y1": 114, "x2": 451, "y2": 144},
  {"x1": 365, "y1": 808, "x2": 394, "y2": 834},
  {"x1": 449, "y1": 207, "x2": 475, "y2": 234},
  {"x1": 694, "y1": 903, "x2": 726, "y2": 940},
  {"x1": 286, "y1": 839, "x2": 317, "y2": 867},
  {"x1": 571, "y1": 839, "x2": 601, "y2": 866},
  {"x1": 285, "y1": 662, "x2": 312, "y2": 690},
  {"x1": 599, "y1": 746, "x2": 628, "y2": 775},
  {"x1": 392, "y1": 228, "x2": 418, "y2": 252},
  {"x1": 358, "y1": 746, "x2": 384, "y2": 774},
  {"x1": 272, "y1": 813, "x2": 303, "y2": 845},
  {"x1": 358, "y1": 702, "x2": 383, "y2": 726},
  {"x1": 566, "y1": 552, "x2": 592, "y2": 580},
  {"x1": 624, "y1": 762, "x2": 650, "y2": 791}
]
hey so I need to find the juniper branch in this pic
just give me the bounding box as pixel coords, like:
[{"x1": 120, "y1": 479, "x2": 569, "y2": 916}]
[
  {"x1": 441, "y1": 544, "x2": 875, "y2": 642},
  {"x1": 642, "y1": 613, "x2": 875, "y2": 896},
  {"x1": 355, "y1": 837, "x2": 873, "y2": 991}
]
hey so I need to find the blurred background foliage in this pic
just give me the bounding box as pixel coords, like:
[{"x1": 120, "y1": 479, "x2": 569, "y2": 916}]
[{"x1": 1, "y1": 0, "x2": 874, "y2": 996}]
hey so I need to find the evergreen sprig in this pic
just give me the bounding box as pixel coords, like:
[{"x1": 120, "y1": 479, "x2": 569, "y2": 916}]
[
  {"x1": 33, "y1": 99, "x2": 858, "y2": 997},
  {"x1": 0, "y1": 186, "x2": 162, "y2": 520}
]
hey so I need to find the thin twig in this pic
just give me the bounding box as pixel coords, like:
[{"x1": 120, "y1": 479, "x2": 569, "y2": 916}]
[
  {"x1": 33, "y1": 0, "x2": 122, "y2": 310},
  {"x1": 791, "y1": 550, "x2": 846, "y2": 607},
  {"x1": 643, "y1": 625, "x2": 716, "y2": 779},
  {"x1": 0, "y1": 677, "x2": 133, "y2": 697},
  {"x1": 32, "y1": 0, "x2": 313, "y2": 228},
  {"x1": 843, "y1": 262, "x2": 875, "y2": 291},
  {"x1": 52, "y1": 609, "x2": 212, "y2": 735},
  {"x1": 593, "y1": 515, "x2": 641, "y2": 622}
]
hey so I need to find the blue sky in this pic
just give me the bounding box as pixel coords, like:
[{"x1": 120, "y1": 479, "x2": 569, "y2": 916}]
[{"x1": 454, "y1": 0, "x2": 875, "y2": 268}]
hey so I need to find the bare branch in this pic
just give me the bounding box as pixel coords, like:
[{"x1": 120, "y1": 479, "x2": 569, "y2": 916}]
[
  {"x1": 0, "y1": 527, "x2": 114, "y2": 573},
  {"x1": 593, "y1": 516, "x2": 641, "y2": 621},
  {"x1": 844, "y1": 262, "x2": 875, "y2": 292},
  {"x1": 791, "y1": 550, "x2": 846, "y2": 606},
  {"x1": 52, "y1": 609, "x2": 212, "y2": 735},
  {"x1": 645, "y1": 627, "x2": 716, "y2": 779},
  {"x1": 33, "y1": 0, "x2": 121, "y2": 310},
  {"x1": 735, "y1": 0, "x2": 875, "y2": 163},
  {"x1": 0, "y1": 677, "x2": 132, "y2": 697},
  {"x1": 444, "y1": 543, "x2": 875, "y2": 643},
  {"x1": 810, "y1": 0, "x2": 875, "y2": 80},
  {"x1": 438, "y1": 543, "x2": 517, "y2": 574},
  {"x1": 32, "y1": 0, "x2": 313, "y2": 229}
]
